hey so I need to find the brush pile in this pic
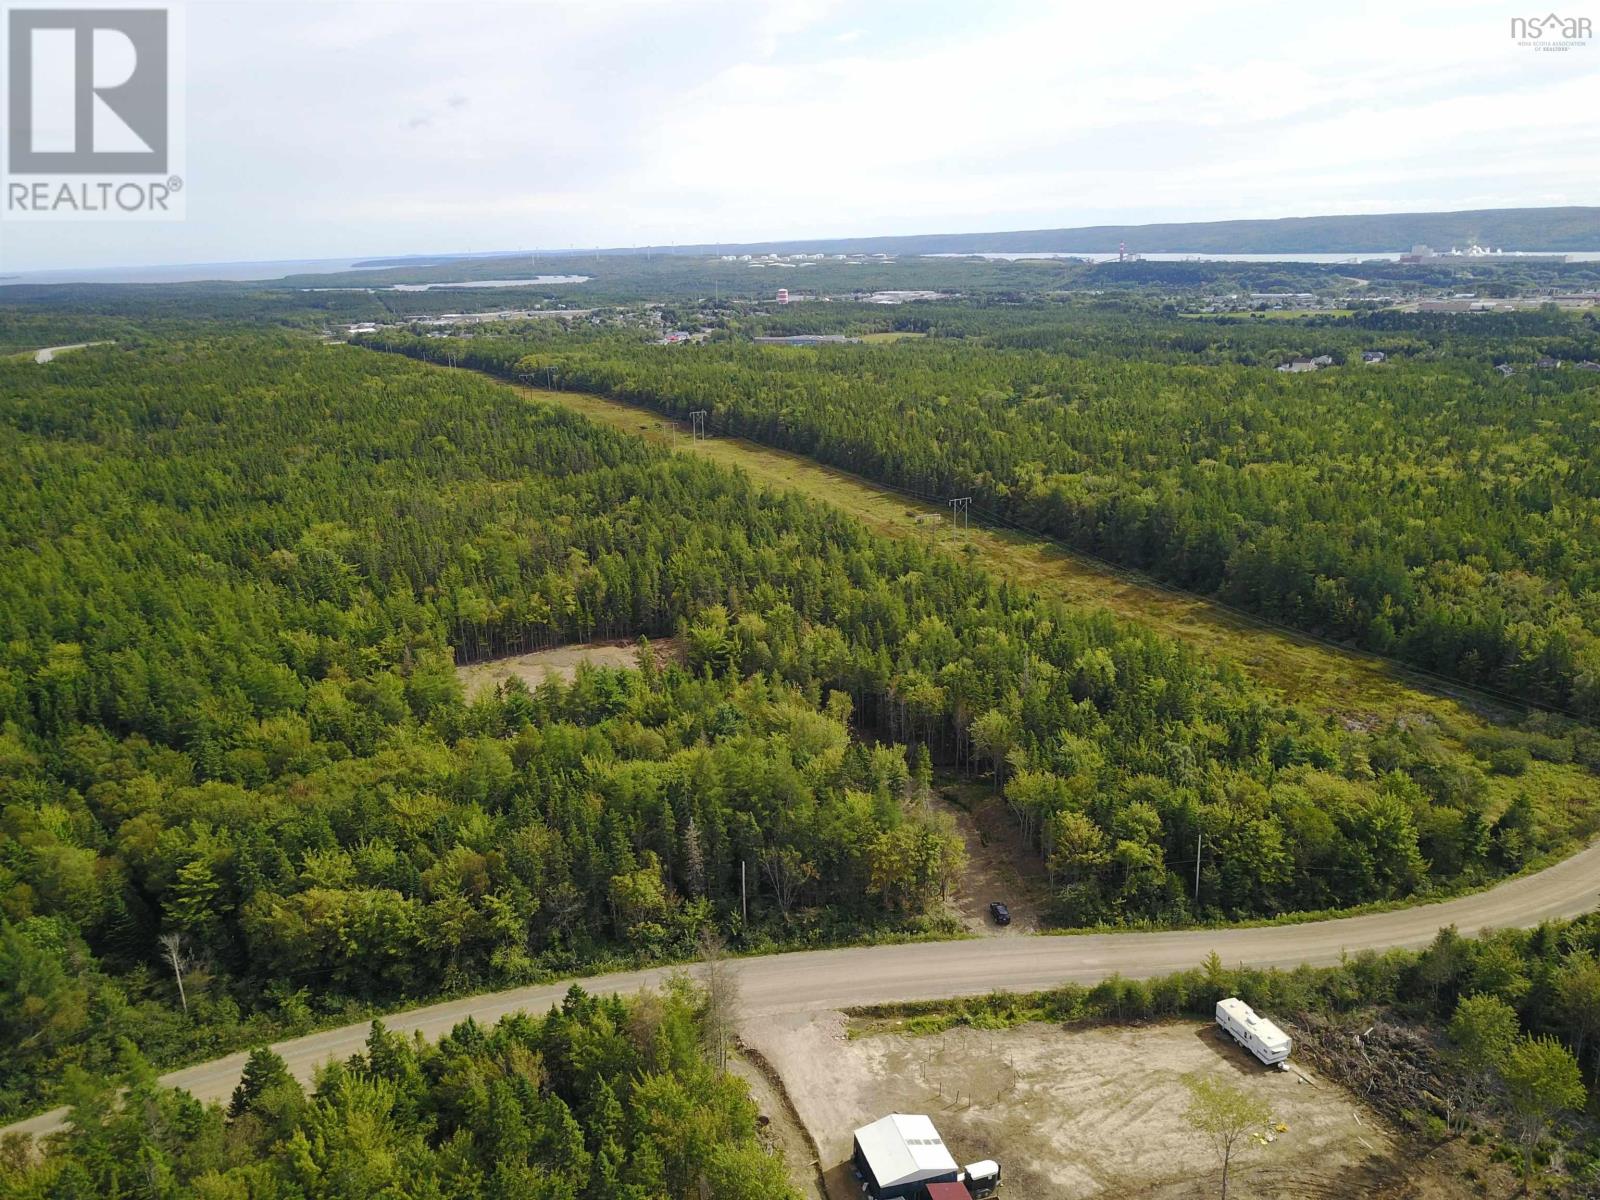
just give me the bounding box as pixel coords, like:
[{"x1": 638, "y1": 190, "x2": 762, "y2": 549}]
[{"x1": 1290, "y1": 1010, "x2": 1448, "y2": 1125}]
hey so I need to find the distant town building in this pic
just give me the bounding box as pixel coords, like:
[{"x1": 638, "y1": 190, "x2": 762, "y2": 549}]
[
  {"x1": 1576, "y1": 361, "x2": 1600, "y2": 372},
  {"x1": 1277, "y1": 359, "x2": 1318, "y2": 373},
  {"x1": 777, "y1": 288, "x2": 789, "y2": 304},
  {"x1": 1495, "y1": 363, "x2": 1516, "y2": 377},
  {"x1": 1362, "y1": 351, "x2": 1387, "y2": 364},
  {"x1": 864, "y1": 290, "x2": 945, "y2": 304},
  {"x1": 1535, "y1": 356, "x2": 1562, "y2": 369},
  {"x1": 1401, "y1": 243, "x2": 1568, "y2": 265}
]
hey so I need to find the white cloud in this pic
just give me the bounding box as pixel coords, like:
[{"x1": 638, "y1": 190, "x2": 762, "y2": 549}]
[{"x1": 1, "y1": 0, "x2": 1595, "y2": 271}]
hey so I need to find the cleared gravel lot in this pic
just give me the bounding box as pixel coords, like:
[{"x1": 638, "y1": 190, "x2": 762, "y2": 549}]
[{"x1": 746, "y1": 1012, "x2": 1396, "y2": 1200}]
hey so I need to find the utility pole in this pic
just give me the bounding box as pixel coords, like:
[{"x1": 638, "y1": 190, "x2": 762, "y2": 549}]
[
  {"x1": 949, "y1": 496, "x2": 971, "y2": 532},
  {"x1": 690, "y1": 410, "x2": 708, "y2": 442},
  {"x1": 740, "y1": 860, "x2": 747, "y2": 924},
  {"x1": 1194, "y1": 831, "x2": 1204, "y2": 903}
]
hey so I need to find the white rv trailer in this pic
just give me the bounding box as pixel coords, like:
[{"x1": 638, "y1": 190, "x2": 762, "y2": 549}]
[{"x1": 1215, "y1": 997, "x2": 1291, "y2": 1066}]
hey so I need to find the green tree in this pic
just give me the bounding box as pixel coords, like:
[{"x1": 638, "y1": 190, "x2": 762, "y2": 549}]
[
  {"x1": 1500, "y1": 1036, "x2": 1586, "y2": 1194},
  {"x1": 1183, "y1": 1074, "x2": 1272, "y2": 1200},
  {"x1": 1552, "y1": 951, "x2": 1600, "y2": 1073},
  {"x1": 229, "y1": 1046, "x2": 294, "y2": 1120},
  {"x1": 1444, "y1": 993, "x2": 1518, "y2": 1130}
]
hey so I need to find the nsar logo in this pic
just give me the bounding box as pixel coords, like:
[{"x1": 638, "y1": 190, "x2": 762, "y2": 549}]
[{"x1": 1510, "y1": 12, "x2": 1592, "y2": 51}]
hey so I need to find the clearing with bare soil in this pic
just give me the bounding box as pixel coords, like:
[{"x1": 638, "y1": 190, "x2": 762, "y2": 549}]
[
  {"x1": 454, "y1": 638, "x2": 682, "y2": 698},
  {"x1": 745, "y1": 1012, "x2": 1412, "y2": 1200},
  {"x1": 938, "y1": 782, "x2": 1049, "y2": 935}
]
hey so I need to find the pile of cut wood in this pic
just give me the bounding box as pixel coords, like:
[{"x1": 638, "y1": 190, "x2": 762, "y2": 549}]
[{"x1": 1290, "y1": 1011, "x2": 1448, "y2": 1125}]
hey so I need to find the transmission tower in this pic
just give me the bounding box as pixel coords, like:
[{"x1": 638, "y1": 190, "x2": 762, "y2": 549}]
[
  {"x1": 690, "y1": 411, "x2": 708, "y2": 442},
  {"x1": 949, "y1": 496, "x2": 971, "y2": 531}
]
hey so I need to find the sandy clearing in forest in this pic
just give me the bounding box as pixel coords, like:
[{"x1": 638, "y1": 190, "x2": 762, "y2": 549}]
[
  {"x1": 454, "y1": 638, "x2": 681, "y2": 698},
  {"x1": 748, "y1": 1013, "x2": 1397, "y2": 1200}
]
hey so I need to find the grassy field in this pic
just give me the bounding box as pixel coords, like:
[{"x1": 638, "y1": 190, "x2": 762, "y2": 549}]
[{"x1": 433, "y1": 367, "x2": 1597, "y2": 822}]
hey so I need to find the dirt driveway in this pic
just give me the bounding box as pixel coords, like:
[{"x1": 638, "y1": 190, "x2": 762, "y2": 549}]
[{"x1": 938, "y1": 783, "x2": 1049, "y2": 936}]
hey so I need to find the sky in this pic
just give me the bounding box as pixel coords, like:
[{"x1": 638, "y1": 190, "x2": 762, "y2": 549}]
[{"x1": 1, "y1": 0, "x2": 1597, "y2": 272}]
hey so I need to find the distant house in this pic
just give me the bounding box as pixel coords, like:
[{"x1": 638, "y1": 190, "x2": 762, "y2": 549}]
[
  {"x1": 1310, "y1": 354, "x2": 1334, "y2": 367},
  {"x1": 1276, "y1": 359, "x2": 1318, "y2": 373},
  {"x1": 1576, "y1": 361, "x2": 1600, "y2": 372},
  {"x1": 1535, "y1": 357, "x2": 1562, "y2": 370},
  {"x1": 1362, "y1": 350, "x2": 1387, "y2": 364},
  {"x1": 1495, "y1": 363, "x2": 1516, "y2": 377}
]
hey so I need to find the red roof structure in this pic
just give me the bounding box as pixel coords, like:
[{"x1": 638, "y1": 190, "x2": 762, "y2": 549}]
[{"x1": 925, "y1": 1184, "x2": 972, "y2": 1200}]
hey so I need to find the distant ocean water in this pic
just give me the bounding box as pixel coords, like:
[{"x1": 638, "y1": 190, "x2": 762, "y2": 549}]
[{"x1": 2, "y1": 258, "x2": 375, "y2": 285}]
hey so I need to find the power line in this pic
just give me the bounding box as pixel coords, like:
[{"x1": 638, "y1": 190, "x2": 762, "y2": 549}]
[
  {"x1": 679, "y1": 407, "x2": 1588, "y2": 724},
  {"x1": 445, "y1": 359, "x2": 1593, "y2": 728}
]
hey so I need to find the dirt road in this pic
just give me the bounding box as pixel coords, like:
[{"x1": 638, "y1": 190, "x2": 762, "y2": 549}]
[
  {"x1": 31, "y1": 341, "x2": 112, "y2": 364},
  {"x1": 8, "y1": 837, "x2": 1598, "y2": 1143}
]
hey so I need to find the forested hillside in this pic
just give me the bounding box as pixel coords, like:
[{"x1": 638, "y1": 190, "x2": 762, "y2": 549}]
[
  {"x1": 1, "y1": 336, "x2": 1594, "y2": 1120},
  {"x1": 363, "y1": 324, "x2": 1600, "y2": 718},
  {"x1": 632, "y1": 206, "x2": 1600, "y2": 255}
]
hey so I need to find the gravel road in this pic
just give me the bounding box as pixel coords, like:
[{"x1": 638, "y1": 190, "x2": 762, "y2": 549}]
[{"x1": 7, "y1": 838, "x2": 1597, "y2": 1142}]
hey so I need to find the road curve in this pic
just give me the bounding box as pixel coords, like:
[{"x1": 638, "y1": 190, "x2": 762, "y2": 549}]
[
  {"x1": 31, "y1": 341, "x2": 112, "y2": 364},
  {"x1": 8, "y1": 838, "x2": 1600, "y2": 1142}
]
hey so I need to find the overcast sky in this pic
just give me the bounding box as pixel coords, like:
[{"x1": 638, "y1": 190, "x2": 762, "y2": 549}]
[{"x1": 2, "y1": 0, "x2": 1596, "y2": 272}]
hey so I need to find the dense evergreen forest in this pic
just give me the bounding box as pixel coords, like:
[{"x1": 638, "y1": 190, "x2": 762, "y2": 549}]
[
  {"x1": 1, "y1": 982, "x2": 794, "y2": 1200},
  {"x1": 362, "y1": 312, "x2": 1600, "y2": 718},
  {"x1": 2, "y1": 335, "x2": 1595, "y2": 1122}
]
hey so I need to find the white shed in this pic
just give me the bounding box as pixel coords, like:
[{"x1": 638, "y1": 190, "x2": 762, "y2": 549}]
[{"x1": 851, "y1": 1113, "x2": 961, "y2": 1198}]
